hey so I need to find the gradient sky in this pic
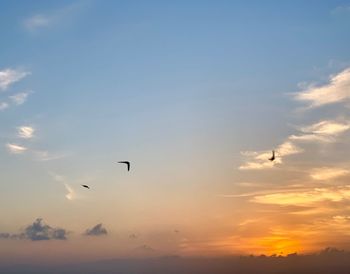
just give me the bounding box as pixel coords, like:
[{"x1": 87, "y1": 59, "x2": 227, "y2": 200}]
[{"x1": 1, "y1": 0, "x2": 350, "y2": 265}]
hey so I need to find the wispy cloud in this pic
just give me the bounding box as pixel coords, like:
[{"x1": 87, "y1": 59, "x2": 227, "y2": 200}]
[
  {"x1": 310, "y1": 167, "x2": 349, "y2": 181},
  {"x1": 34, "y1": 150, "x2": 67, "y2": 161},
  {"x1": 6, "y1": 143, "x2": 27, "y2": 154},
  {"x1": 300, "y1": 120, "x2": 350, "y2": 135},
  {"x1": 240, "y1": 119, "x2": 350, "y2": 170},
  {"x1": 23, "y1": 2, "x2": 88, "y2": 31},
  {"x1": 9, "y1": 91, "x2": 30, "y2": 105},
  {"x1": 0, "y1": 68, "x2": 30, "y2": 91},
  {"x1": 17, "y1": 126, "x2": 35, "y2": 139},
  {"x1": 239, "y1": 141, "x2": 302, "y2": 170},
  {"x1": 64, "y1": 183, "x2": 75, "y2": 201},
  {"x1": 294, "y1": 68, "x2": 350, "y2": 108},
  {"x1": 252, "y1": 186, "x2": 350, "y2": 206},
  {"x1": 289, "y1": 120, "x2": 350, "y2": 143},
  {"x1": 0, "y1": 102, "x2": 9, "y2": 111},
  {"x1": 50, "y1": 173, "x2": 76, "y2": 201},
  {"x1": 331, "y1": 5, "x2": 350, "y2": 16},
  {"x1": 24, "y1": 14, "x2": 51, "y2": 30}
]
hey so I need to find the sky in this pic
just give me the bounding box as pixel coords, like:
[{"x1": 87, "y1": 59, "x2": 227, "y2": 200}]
[{"x1": 1, "y1": 0, "x2": 350, "y2": 266}]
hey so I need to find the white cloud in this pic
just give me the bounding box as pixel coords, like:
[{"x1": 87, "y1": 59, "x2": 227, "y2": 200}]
[
  {"x1": 24, "y1": 14, "x2": 50, "y2": 30},
  {"x1": 0, "y1": 92, "x2": 30, "y2": 113},
  {"x1": 239, "y1": 141, "x2": 302, "y2": 170},
  {"x1": 301, "y1": 120, "x2": 350, "y2": 135},
  {"x1": 289, "y1": 134, "x2": 330, "y2": 143},
  {"x1": 289, "y1": 120, "x2": 350, "y2": 143},
  {"x1": 23, "y1": 2, "x2": 87, "y2": 31},
  {"x1": 294, "y1": 68, "x2": 350, "y2": 108},
  {"x1": 64, "y1": 183, "x2": 75, "y2": 201},
  {"x1": 252, "y1": 186, "x2": 350, "y2": 206},
  {"x1": 9, "y1": 92, "x2": 30, "y2": 105},
  {"x1": 310, "y1": 167, "x2": 349, "y2": 181},
  {"x1": 17, "y1": 126, "x2": 35, "y2": 139},
  {"x1": 6, "y1": 143, "x2": 27, "y2": 154},
  {"x1": 0, "y1": 102, "x2": 9, "y2": 111},
  {"x1": 251, "y1": 186, "x2": 350, "y2": 206},
  {"x1": 34, "y1": 150, "x2": 67, "y2": 161},
  {"x1": 50, "y1": 172, "x2": 77, "y2": 201},
  {"x1": 0, "y1": 69, "x2": 30, "y2": 91}
]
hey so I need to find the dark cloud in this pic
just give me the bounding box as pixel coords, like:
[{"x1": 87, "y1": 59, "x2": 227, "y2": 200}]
[
  {"x1": 0, "y1": 233, "x2": 10, "y2": 239},
  {"x1": 24, "y1": 218, "x2": 67, "y2": 241},
  {"x1": 135, "y1": 244, "x2": 155, "y2": 252},
  {"x1": 0, "y1": 218, "x2": 68, "y2": 241},
  {"x1": 84, "y1": 223, "x2": 107, "y2": 236}
]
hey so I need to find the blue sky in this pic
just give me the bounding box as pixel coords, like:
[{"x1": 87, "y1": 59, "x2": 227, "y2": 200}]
[{"x1": 1, "y1": 0, "x2": 350, "y2": 264}]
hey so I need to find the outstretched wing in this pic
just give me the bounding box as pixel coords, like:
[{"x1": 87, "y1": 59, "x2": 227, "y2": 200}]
[{"x1": 118, "y1": 161, "x2": 130, "y2": 171}]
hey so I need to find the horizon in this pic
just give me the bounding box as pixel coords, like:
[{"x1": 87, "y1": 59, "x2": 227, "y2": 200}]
[
  {"x1": 1, "y1": 0, "x2": 350, "y2": 272},
  {"x1": 2, "y1": 247, "x2": 350, "y2": 274}
]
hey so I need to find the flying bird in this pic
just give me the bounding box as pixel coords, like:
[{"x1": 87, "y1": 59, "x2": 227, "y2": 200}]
[
  {"x1": 118, "y1": 161, "x2": 130, "y2": 171},
  {"x1": 81, "y1": 184, "x2": 90, "y2": 189},
  {"x1": 268, "y1": 150, "x2": 275, "y2": 162}
]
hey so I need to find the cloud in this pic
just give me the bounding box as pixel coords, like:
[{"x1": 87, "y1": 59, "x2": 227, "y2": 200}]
[
  {"x1": 0, "y1": 233, "x2": 11, "y2": 239},
  {"x1": 24, "y1": 14, "x2": 50, "y2": 30},
  {"x1": 0, "y1": 102, "x2": 9, "y2": 111},
  {"x1": 24, "y1": 218, "x2": 67, "y2": 241},
  {"x1": 333, "y1": 215, "x2": 350, "y2": 222},
  {"x1": 289, "y1": 120, "x2": 350, "y2": 143},
  {"x1": 331, "y1": 5, "x2": 350, "y2": 16},
  {"x1": 0, "y1": 92, "x2": 30, "y2": 112},
  {"x1": 310, "y1": 167, "x2": 349, "y2": 181},
  {"x1": 289, "y1": 134, "x2": 331, "y2": 143},
  {"x1": 6, "y1": 143, "x2": 27, "y2": 154},
  {"x1": 50, "y1": 172, "x2": 76, "y2": 201},
  {"x1": 34, "y1": 150, "x2": 67, "y2": 161},
  {"x1": 23, "y1": 2, "x2": 88, "y2": 31},
  {"x1": 135, "y1": 244, "x2": 155, "y2": 252},
  {"x1": 294, "y1": 68, "x2": 350, "y2": 108},
  {"x1": 0, "y1": 232, "x2": 24, "y2": 240},
  {"x1": 0, "y1": 69, "x2": 30, "y2": 91},
  {"x1": 17, "y1": 126, "x2": 35, "y2": 139},
  {"x1": 0, "y1": 218, "x2": 68, "y2": 241},
  {"x1": 9, "y1": 92, "x2": 30, "y2": 105},
  {"x1": 301, "y1": 120, "x2": 350, "y2": 136},
  {"x1": 240, "y1": 119, "x2": 350, "y2": 170},
  {"x1": 64, "y1": 183, "x2": 75, "y2": 201},
  {"x1": 252, "y1": 186, "x2": 350, "y2": 206},
  {"x1": 84, "y1": 224, "x2": 108, "y2": 236},
  {"x1": 239, "y1": 141, "x2": 302, "y2": 170}
]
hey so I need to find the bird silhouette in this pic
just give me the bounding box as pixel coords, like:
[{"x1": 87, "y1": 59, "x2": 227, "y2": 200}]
[
  {"x1": 118, "y1": 161, "x2": 130, "y2": 171},
  {"x1": 81, "y1": 184, "x2": 90, "y2": 189},
  {"x1": 268, "y1": 150, "x2": 275, "y2": 161}
]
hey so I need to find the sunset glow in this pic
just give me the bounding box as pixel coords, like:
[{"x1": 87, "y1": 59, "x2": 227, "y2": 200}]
[{"x1": 1, "y1": 1, "x2": 350, "y2": 273}]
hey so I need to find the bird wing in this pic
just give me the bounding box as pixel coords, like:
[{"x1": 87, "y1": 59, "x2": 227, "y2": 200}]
[{"x1": 118, "y1": 161, "x2": 130, "y2": 171}]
